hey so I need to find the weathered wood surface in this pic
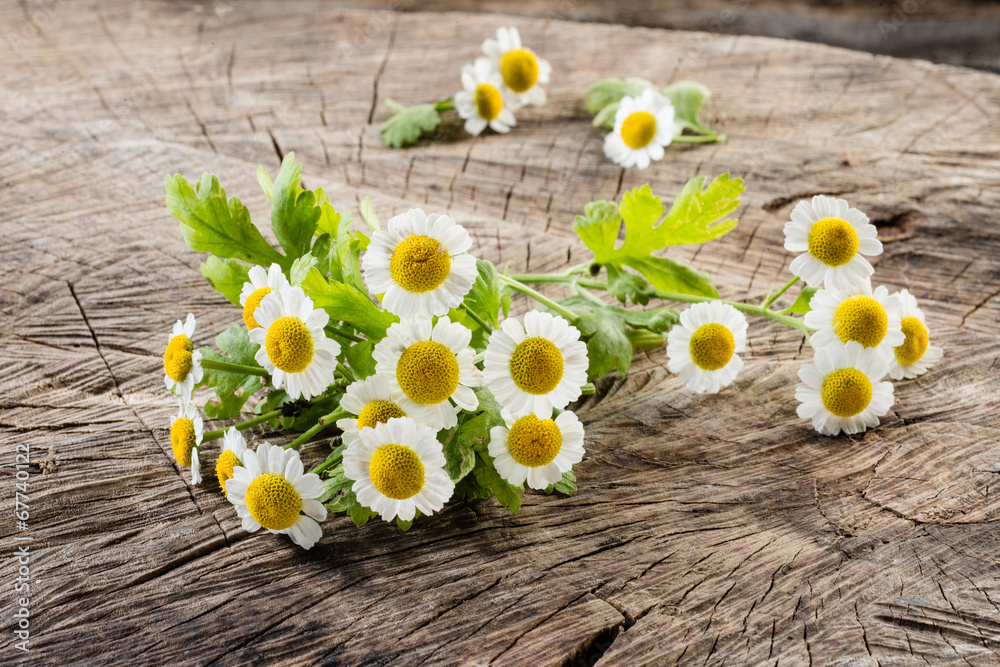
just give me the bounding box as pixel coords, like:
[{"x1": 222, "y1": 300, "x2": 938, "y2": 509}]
[{"x1": 2, "y1": 1, "x2": 1000, "y2": 665}]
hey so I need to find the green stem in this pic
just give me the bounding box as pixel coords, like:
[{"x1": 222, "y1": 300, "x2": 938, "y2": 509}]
[
  {"x1": 202, "y1": 409, "x2": 283, "y2": 442},
  {"x1": 336, "y1": 362, "x2": 355, "y2": 383},
  {"x1": 284, "y1": 407, "x2": 350, "y2": 450},
  {"x1": 200, "y1": 358, "x2": 270, "y2": 377},
  {"x1": 500, "y1": 275, "x2": 579, "y2": 324},
  {"x1": 309, "y1": 455, "x2": 341, "y2": 476},
  {"x1": 762, "y1": 277, "x2": 800, "y2": 310},
  {"x1": 581, "y1": 383, "x2": 595, "y2": 395},
  {"x1": 462, "y1": 307, "x2": 493, "y2": 333},
  {"x1": 672, "y1": 133, "x2": 725, "y2": 144},
  {"x1": 326, "y1": 324, "x2": 364, "y2": 343},
  {"x1": 434, "y1": 97, "x2": 455, "y2": 112}
]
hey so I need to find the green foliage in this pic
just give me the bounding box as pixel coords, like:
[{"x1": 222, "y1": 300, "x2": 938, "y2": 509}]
[
  {"x1": 200, "y1": 257, "x2": 250, "y2": 306},
  {"x1": 582, "y1": 77, "x2": 654, "y2": 128},
  {"x1": 663, "y1": 81, "x2": 713, "y2": 135},
  {"x1": 781, "y1": 286, "x2": 819, "y2": 315},
  {"x1": 463, "y1": 259, "x2": 505, "y2": 328},
  {"x1": 267, "y1": 152, "x2": 321, "y2": 260},
  {"x1": 300, "y1": 268, "x2": 397, "y2": 340},
  {"x1": 543, "y1": 470, "x2": 577, "y2": 496},
  {"x1": 200, "y1": 325, "x2": 263, "y2": 419},
  {"x1": 289, "y1": 254, "x2": 319, "y2": 286},
  {"x1": 380, "y1": 100, "x2": 442, "y2": 148},
  {"x1": 471, "y1": 450, "x2": 522, "y2": 513},
  {"x1": 343, "y1": 341, "x2": 377, "y2": 379}
]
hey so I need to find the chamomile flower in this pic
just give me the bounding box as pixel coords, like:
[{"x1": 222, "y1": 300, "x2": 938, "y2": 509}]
[
  {"x1": 239, "y1": 263, "x2": 291, "y2": 330},
  {"x1": 603, "y1": 88, "x2": 682, "y2": 170},
  {"x1": 482, "y1": 27, "x2": 551, "y2": 107},
  {"x1": 215, "y1": 427, "x2": 248, "y2": 497},
  {"x1": 455, "y1": 58, "x2": 518, "y2": 136},
  {"x1": 805, "y1": 280, "x2": 904, "y2": 356},
  {"x1": 336, "y1": 374, "x2": 434, "y2": 448},
  {"x1": 249, "y1": 286, "x2": 340, "y2": 400},
  {"x1": 489, "y1": 409, "x2": 585, "y2": 490},
  {"x1": 343, "y1": 417, "x2": 455, "y2": 523},
  {"x1": 783, "y1": 195, "x2": 882, "y2": 291},
  {"x1": 888, "y1": 289, "x2": 944, "y2": 380},
  {"x1": 666, "y1": 302, "x2": 748, "y2": 394},
  {"x1": 795, "y1": 341, "x2": 894, "y2": 436},
  {"x1": 225, "y1": 442, "x2": 327, "y2": 550},
  {"x1": 163, "y1": 313, "x2": 203, "y2": 401},
  {"x1": 362, "y1": 208, "x2": 478, "y2": 319},
  {"x1": 373, "y1": 317, "x2": 482, "y2": 430},
  {"x1": 169, "y1": 402, "x2": 203, "y2": 484},
  {"x1": 484, "y1": 312, "x2": 589, "y2": 419}
]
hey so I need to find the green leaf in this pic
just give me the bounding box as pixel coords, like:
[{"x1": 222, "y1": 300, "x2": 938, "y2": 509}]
[
  {"x1": 165, "y1": 173, "x2": 286, "y2": 268},
  {"x1": 314, "y1": 194, "x2": 342, "y2": 237},
  {"x1": 359, "y1": 196, "x2": 380, "y2": 232},
  {"x1": 396, "y1": 515, "x2": 414, "y2": 531},
  {"x1": 311, "y1": 233, "x2": 333, "y2": 278},
  {"x1": 200, "y1": 325, "x2": 263, "y2": 419},
  {"x1": 472, "y1": 450, "x2": 522, "y2": 514},
  {"x1": 582, "y1": 77, "x2": 653, "y2": 114},
  {"x1": 346, "y1": 491, "x2": 376, "y2": 527},
  {"x1": 440, "y1": 416, "x2": 479, "y2": 483},
  {"x1": 462, "y1": 259, "x2": 504, "y2": 327},
  {"x1": 781, "y1": 286, "x2": 819, "y2": 315},
  {"x1": 658, "y1": 174, "x2": 743, "y2": 247},
  {"x1": 200, "y1": 257, "x2": 250, "y2": 306},
  {"x1": 268, "y1": 152, "x2": 321, "y2": 260},
  {"x1": 543, "y1": 470, "x2": 577, "y2": 496},
  {"x1": 472, "y1": 386, "x2": 506, "y2": 438},
  {"x1": 333, "y1": 214, "x2": 368, "y2": 295},
  {"x1": 592, "y1": 102, "x2": 620, "y2": 130},
  {"x1": 344, "y1": 341, "x2": 377, "y2": 379},
  {"x1": 256, "y1": 165, "x2": 273, "y2": 201},
  {"x1": 300, "y1": 268, "x2": 397, "y2": 340},
  {"x1": 379, "y1": 101, "x2": 441, "y2": 148},
  {"x1": 605, "y1": 265, "x2": 655, "y2": 306},
  {"x1": 627, "y1": 255, "x2": 718, "y2": 298},
  {"x1": 289, "y1": 254, "x2": 319, "y2": 286},
  {"x1": 663, "y1": 81, "x2": 713, "y2": 135}
]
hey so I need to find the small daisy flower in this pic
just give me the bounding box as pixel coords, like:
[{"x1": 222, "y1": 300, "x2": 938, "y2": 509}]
[
  {"x1": 482, "y1": 27, "x2": 551, "y2": 107},
  {"x1": 239, "y1": 263, "x2": 291, "y2": 330},
  {"x1": 455, "y1": 58, "x2": 518, "y2": 136},
  {"x1": 666, "y1": 302, "x2": 749, "y2": 394},
  {"x1": 343, "y1": 417, "x2": 455, "y2": 523},
  {"x1": 373, "y1": 317, "x2": 482, "y2": 431},
  {"x1": 163, "y1": 313, "x2": 204, "y2": 401},
  {"x1": 889, "y1": 289, "x2": 944, "y2": 380},
  {"x1": 783, "y1": 195, "x2": 882, "y2": 291},
  {"x1": 805, "y1": 280, "x2": 904, "y2": 356},
  {"x1": 336, "y1": 374, "x2": 435, "y2": 448},
  {"x1": 249, "y1": 286, "x2": 340, "y2": 400},
  {"x1": 603, "y1": 88, "x2": 682, "y2": 170},
  {"x1": 795, "y1": 341, "x2": 894, "y2": 436},
  {"x1": 215, "y1": 427, "x2": 248, "y2": 497},
  {"x1": 361, "y1": 208, "x2": 478, "y2": 319},
  {"x1": 225, "y1": 442, "x2": 327, "y2": 550},
  {"x1": 484, "y1": 312, "x2": 589, "y2": 419},
  {"x1": 489, "y1": 409, "x2": 585, "y2": 490},
  {"x1": 169, "y1": 402, "x2": 204, "y2": 484}
]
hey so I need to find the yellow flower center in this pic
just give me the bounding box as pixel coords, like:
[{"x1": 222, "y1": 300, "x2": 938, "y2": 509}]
[
  {"x1": 170, "y1": 417, "x2": 196, "y2": 466},
  {"x1": 357, "y1": 400, "x2": 406, "y2": 430},
  {"x1": 216, "y1": 449, "x2": 242, "y2": 497},
  {"x1": 833, "y1": 296, "x2": 888, "y2": 348},
  {"x1": 506, "y1": 415, "x2": 562, "y2": 468},
  {"x1": 164, "y1": 334, "x2": 193, "y2": 383},
  {"x1": 509, "y1": 337, "x2": 564, "y2": 395},
  {"x1": 242, "y1": 286, "x2": 273, "y2": 329},
  {"x1": 474, "y1": 83, "x2": 503, "y2": 121},
  {"x1": 245, "y1": 473, "x2": 302, "y2": 531},
  {"x1": 821, "y1": 368, "x2": 873, "y2": 418},
  {"x1": 895, "y1": 316, "x2": 929, "y2": 366},
  {"x1": 808, "y1": 217, "x2": 859, "y2": 267},
  {"x1": 620, "y1": 111, "x2": 658, "y2": 149},
  {"x1": 499, "y1": 48, "x2": 539, "y2": 93},
  {"x1": 688, "y1": 323, "x2": 735, "y2": 371},
  {"x1": 369, "y1": 444, "x2": 425, "y2": 500},
  {"x1": 389, "y1": 234, "x2": 452, "y2": 294},
  {"x1": 396, "y1": 340, "x2": 459, "y2": 405},
  {"x1": 265, "y1": 316, "x2": 314, "y2": 373}
]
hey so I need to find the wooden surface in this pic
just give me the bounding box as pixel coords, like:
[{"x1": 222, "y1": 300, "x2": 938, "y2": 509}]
[{"x1": 2, "y1": 1, "x2": 1000, "y2": 665}]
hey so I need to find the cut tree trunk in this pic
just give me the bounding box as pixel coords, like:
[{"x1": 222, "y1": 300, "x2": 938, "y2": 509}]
[{"x1": 2, "y1": 1, "x2": 1000, "y2": 665}]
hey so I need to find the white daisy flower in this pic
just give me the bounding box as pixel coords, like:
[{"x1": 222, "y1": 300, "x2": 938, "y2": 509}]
[
  {"x1": 169, "y1": 402, "x2": 204, "y2": 484},
  {"x1": 249, "y1": 286, "x2": 341, "y2": 400},
  {"x1": 484, "y1": 311, "x2": 589, "y2": 419},
  {"x1": 361, "y1": 208, "x2": 478, "y2": 319},
  {"x1": 482, "y1": 26, "x2": 551, "y2": 107},
  {"x1": 805, "y1": 280, "x2": 904, "y2": 357},
  {"x1": 163, "y1": 313, "x2": 204, "y2": 401},
  {"x1": 239, "y1": 263, "x2": 291, "y2": 330},
  {"x1": 666, "y1": 301, "x2": 748, "y2": 394},
  {"x1": 783, "y1": 195, "x2": 882, "y2": 291},
  {"x1": 888, "y1": 289, "x2": 944, "y2": 380},
  {"x1": 603, "y1": 88, "x2": 682, "y2": 170},
  {"x1": 225, "y1": 442, "x2": 327, "y2": 550},
  {"x1": 215, "y1": 427, "x2": 248, "y2": 497},
  {"x1": 489, "y1": 409, "x2": 585, "y2": 490},
  {"x1": 336, "y1": 374, "x2": 435, "y2": 448},
  {"x1": 373, "y1": 317, "x2": 482, "y2": 430},
  {"x1": 455, "y1": 57, "x2": 519, "y2": 136},
  {"x1": 343, "y1": 417, "x2": 455, "y2": 523},
  {"x1": 795, "y1": 341, "x2": 894, "y2": 436}
]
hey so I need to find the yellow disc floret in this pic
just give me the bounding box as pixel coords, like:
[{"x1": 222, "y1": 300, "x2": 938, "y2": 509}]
[
  {"x1": 821, "y1": 368, "x2": 873, "y2": 418},
  {"x1": 369, "y1": 443, "x2": 425, "y2": 500},
  {"x1": 506, "y1": 415, "x2": 563, "y2": 468},
  {"x1": 895, "y1": 316, "x2": 929, "y2": 366},
  {"x1": 390, "y1": 235, "x2": 452, "y2": 294},
  {"x1": 396, "y1": 341, "x2": 459, "y2": 405},
  {"x1": 833, "y1": 296, "x2": 888, "y2": 348},
  {"x1": 245, "y1": 473, "x2": 302, "y2": 531},
  {"x1": 808, "y1": 217, "x2": 859, "y2": 267},
  {"x1": 499, "y1": 48, "x2": 539, "y2": 93},
  {"x1": 510, "y1": 337, "x2": 564, "y2": 395},
  {"x1": 242, "y1": 286, "x2": 273, "y2": 330},
  {"x1": 357, "y1": 400, "x2": 407, "y2": 430},
  {"x1": 474, "y1": 83, "x2": 503, "y2": 121},
  {"x1": 164, "y1": 334, "x2": 194, "y2": 382},
  {"x1": 216, "y1": 449, "x2": 242, "y2": 497},
  {"x1": 621, "y1": 111, "x2": 657, "y2": 150},
  {"x1": 265, "y1": 316, "x2": 315, "y2": 373},
  {"x1": 688, "y1": 323, "x2": 736, "y2": 371},
  {"x1": 170, "y1": 418, "x2": 196, "y2": 466}
]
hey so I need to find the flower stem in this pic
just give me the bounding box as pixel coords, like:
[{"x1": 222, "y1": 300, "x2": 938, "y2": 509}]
[
  {"x1": 200, "y1": 358, "x2": 269, "y2": 377},
  {"x1": 762, "y1": 277, "x2": 800, "y2": 310},
  {"x1": 581, "y1": 383, "x2": 595, "y2": 395},
  {"x1": 462, "y1": 307, "x2": 493, "y2": 333},
  {"x1": 500, "y1": 275, "x2": 579, "y2": 324},
  {"x1": 202, "y1": 409, "x2": 283, "y2": 442},
  {"x1": 309, "y1": 454, "x2": 342, "y2": 476},
  {"x1": 672, "y1": 133, "x2": 725, "y2": 144},
  {"x1": 284, "y1": 407, "x2": 350, "y2": 450},
  {"x1": 336, "y1": 362, "x2": 355, "y2": 383}
]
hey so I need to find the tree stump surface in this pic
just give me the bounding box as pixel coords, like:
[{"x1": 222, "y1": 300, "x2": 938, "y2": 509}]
[{"x1": 2, "y1": 2, "x2": 1000, "y2": 665}]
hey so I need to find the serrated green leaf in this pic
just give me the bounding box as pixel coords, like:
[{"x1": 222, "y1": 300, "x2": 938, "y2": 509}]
[
  {"x1": 268, "y1": 152, "x2": 321, "y2": 260},
  {"x1": 359, "y1": 196, "x2": 379, "y2": 232},
  {"x1": 379, "y1": 101, "x2": 441, "y2": 148},
  {"x1": 200, "y1": 257, "x2": 250, "y2": 306},
  {"x1": 346, "y1": 491, "x2": 376, "y2": 527},
  {"x1": 582, "y1": 77, "x2": 654, "y2": 114},
  {"x1": 462, "y1": 259, "x2": 504, "y2": 327},
  {"x1": 662, "y1": 81, "x2": 713, "y2": 135},
  {"x1": 781, "y1": 286, "x2": 819, "y2": 314},
  {"x1": 344, "y1": 340, "x2": 377, "y2": 379},
  {"x1": 440, "y1": 414, "x2": 480, "y2": 483},
  {"x1": 300, "y1": 268, "x2": 397, "y2": 340},
  {"x1": 605, "y1": 265, "x2": 654, "y2": 306},
  {"x1": 472, "y1": 386, "x2": 506, "y2": 438},
  {"x1": 200, "y1": 325, "x2": 263, "y2": 419},
  {"x1": 627, "y1": 255, "x2": 718, "y2": 298},
  {"x1": 314, "y1": 193, "x2": 342, "y2": 237},
  {"x1": 290, "y1": 254, "x2": 319, "y2": 286},
  {"x1": 256, "y1": 165, "x2": 273, "y2": 201},
  {"x1": 472, "y1": 449, "x2": 522, "y2": 513},
  {"x1": 311, "y1": 233, "x2": 333, "y2": 278},
  {"x1": 543, "y1": 470, "x2": 577, "y2": 496},
  {"x1": 658, "y1": 174, "x2": 743, "y2": 247}
]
